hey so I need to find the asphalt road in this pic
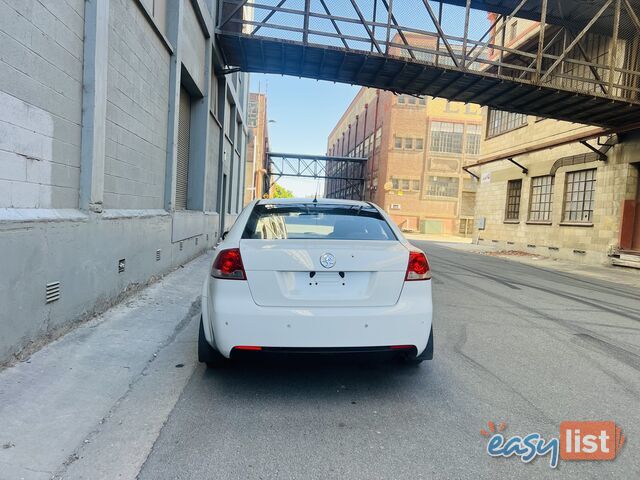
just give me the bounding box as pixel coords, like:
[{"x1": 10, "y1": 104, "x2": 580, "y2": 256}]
[{"x1": 138, "y1": 242, "x2": 640, "y2": 480}]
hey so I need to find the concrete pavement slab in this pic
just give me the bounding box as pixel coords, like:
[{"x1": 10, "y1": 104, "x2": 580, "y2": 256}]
[{"x1": 0, "y1": 253, "x2": 211, "y2": 480}]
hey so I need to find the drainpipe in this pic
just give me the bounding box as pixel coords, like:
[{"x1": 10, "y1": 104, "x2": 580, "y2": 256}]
[{"x1": 369, "y1": 89, "x2": 381, "y2": 201}]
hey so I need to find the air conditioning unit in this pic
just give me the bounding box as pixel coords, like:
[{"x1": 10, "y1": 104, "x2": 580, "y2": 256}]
[{"x1": 390, "y1": 203, "x2": 401, "y2": 210}]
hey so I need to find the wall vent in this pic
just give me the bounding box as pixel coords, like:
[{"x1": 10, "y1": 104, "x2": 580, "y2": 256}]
[
  {"x1": 573, "y1": 249, "x2": 586, "y2": 255},
  {"x1": 179, "y1": 241, "x2": 183, "y2": 251},
  {"x1": 156, "y1": 249, "x2": 161, "y2": 261},
  {"x1": 118, "y1": 259, "x2": 125, "y2": 273},
  {"x1": 206, "y1": 234, "x2": 209, "y2": 241},
  {"x1": 195, "y1": 237, "x2": 199, "y2": 246},
  {"x1": 389, "y1": 203, "x2": 401, "y2": 210},
  {"x1": 527, "y1": 244, "x2": 536, "y2": 248},
  {"x1": 46, "y1": 282, "x2": 60, "y2": 304}
]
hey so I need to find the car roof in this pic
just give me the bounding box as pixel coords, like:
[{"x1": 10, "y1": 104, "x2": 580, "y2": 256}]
[{"x1": 257, "y1": 197, "x2": 372, "y2": 207}]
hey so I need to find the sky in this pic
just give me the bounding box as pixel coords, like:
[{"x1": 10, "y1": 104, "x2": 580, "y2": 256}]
[{"x1": 251, "y1": 74, "x2": 360, "y2": 197}]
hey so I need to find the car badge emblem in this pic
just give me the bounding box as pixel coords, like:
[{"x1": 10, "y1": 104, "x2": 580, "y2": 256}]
[{"x1": 320, "y1": 253, "x2": 336, "y2": 269}]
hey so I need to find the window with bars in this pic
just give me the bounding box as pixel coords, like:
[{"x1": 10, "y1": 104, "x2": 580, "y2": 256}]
[
  {"x1": 487, "y1": 109, "x2": 527, "y2": 137},
  {"x1": 404, "y1": 138, "x2": 413, "y2": 149},
  {"x1": 528, "y1": 176, "x2": 554, "y2": 222},
  {"x1": 426, "y1": 176, "x2": 459, "y2": 197},
  {"x1": 394, "y1": 137, "x2": 403, "y2": 149},
  {"x1": 504, "y1": 179, "x2": 522, "y2": 221},
  {"x1": 415, "y1": 138, "x2": 424, "y2": 150},
  {"x1": 465, "y1": 124, "x2": 481, "y2": 155},
  {"x1": 563, "y1": 169, "x2": 596, "y2": 223},
  {"x1": 430, "y1": 122, "x2": 463, "y2": 154}
]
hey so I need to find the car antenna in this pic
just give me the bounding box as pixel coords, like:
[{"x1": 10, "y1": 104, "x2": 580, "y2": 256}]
[{"x1": 312, "y1": 180, "x2": 319, "y2": 203}]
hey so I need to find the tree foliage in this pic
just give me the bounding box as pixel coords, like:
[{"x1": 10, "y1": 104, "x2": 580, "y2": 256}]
[{"x1": 271, "y1": 183, "x2": 294, "y2": 198}]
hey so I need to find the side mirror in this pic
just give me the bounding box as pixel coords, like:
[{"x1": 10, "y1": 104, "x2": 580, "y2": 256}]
[{"x1": 221, "y1": 230, "x2": 229, "y2": 240}]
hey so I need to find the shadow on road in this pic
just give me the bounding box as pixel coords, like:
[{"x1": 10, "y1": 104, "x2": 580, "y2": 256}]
[{"x1": 196, "y1": 357, "x2": 436, "y2": 401}]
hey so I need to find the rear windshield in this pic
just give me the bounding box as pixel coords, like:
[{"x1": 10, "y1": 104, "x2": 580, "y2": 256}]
[{"x1": 242, "y1": 203, "x2": 397, "y2": 240}]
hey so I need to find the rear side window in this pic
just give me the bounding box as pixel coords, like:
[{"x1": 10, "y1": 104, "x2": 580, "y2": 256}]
[{"x1": 242, "y1": 203, "x2": 397, "y2": 240}]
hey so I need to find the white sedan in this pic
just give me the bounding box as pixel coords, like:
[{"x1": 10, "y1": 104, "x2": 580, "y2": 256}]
[{"x1": 199, "y1": 198, "x2": 433, "y2": 367}]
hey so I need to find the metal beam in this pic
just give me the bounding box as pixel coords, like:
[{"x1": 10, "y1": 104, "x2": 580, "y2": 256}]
[
  {"x1": 420, "y1": 0, "x2": 460, "y2": 68},
  {"x1": 580, "y1": 140, "x2": 608, "y2": 160},
  {"x1": 540, "y1": 0, "x2": 613, "y2": 82}
]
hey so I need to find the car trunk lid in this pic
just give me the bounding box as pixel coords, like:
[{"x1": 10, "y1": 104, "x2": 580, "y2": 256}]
[{"x1": 239, "y1": 239, "x2": 408, "y2": 307}]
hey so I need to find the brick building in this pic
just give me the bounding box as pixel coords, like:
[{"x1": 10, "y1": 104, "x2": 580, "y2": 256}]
[
  {"x1": 244, "y1": 92, "x2": 269, "y2": 205},
  {"x1": 326, "y1": 88, "x2": 482, "y2": 235},
  {"x1": 0, "y1": 0, "x2": 250, "y2": 362}
]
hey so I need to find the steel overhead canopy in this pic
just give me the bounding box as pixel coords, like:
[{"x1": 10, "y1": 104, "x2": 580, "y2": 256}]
[{"x1": 436, "y1": 0, "x2": 640, "y2": 34}]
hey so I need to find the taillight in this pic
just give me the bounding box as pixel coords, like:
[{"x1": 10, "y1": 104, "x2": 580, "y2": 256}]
[
  {"x1": 211, "y1": 248, "x2": 246, "y2": 280},
  {"x1": 405, "y1": 251, "x2": 431, "y2": 281}
]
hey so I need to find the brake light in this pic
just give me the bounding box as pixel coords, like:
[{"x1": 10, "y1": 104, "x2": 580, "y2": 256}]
[
  {"x1": 211, "y1": 248, "x2": 246, "y2": 280},
  {"x1": 405, "y1": 251, "x2": 431, "y2": 281}
]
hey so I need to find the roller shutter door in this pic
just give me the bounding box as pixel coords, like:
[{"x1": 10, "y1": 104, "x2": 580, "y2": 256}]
[{"x1": 175, "y1": 87, "x2": 191, "y2": 210}]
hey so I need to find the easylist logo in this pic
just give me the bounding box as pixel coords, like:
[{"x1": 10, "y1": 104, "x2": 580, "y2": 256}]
[
  {"x1": 560, "y1": 421, "x2": 625, "y2": 461},
  {"x1": 482, "y1": 420, "x2": 625, "y2": 468}
]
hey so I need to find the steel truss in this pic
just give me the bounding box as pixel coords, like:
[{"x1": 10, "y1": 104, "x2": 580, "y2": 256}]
[
  {"x1": 217, "y1": 0, "x2": 640, "y2": 128},
  {"x1": 266, "y1": 152, "x2": 367, "y2": 200}
]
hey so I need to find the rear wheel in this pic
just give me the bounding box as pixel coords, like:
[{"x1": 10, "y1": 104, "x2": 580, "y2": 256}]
[
  {"x1": 198, "y1": 316, "x2": 229, "y2": 368},
  {"x1": 402, "y1": 325, "x2": 433, "y2": 365}
]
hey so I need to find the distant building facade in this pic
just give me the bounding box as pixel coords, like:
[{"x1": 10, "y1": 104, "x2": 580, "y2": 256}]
[
  {"x1": 326, "y1": 88, "x2": 482, "y2": 235},
  {"x1": 244, "y1": 93, "x2": 269, "y2": 204},
  {"x1": 471, "y1": 17, "x2": 640, "y2": 266},
  {"x1": 0, "y1": 0, "x2": 249, "y2": 362}
]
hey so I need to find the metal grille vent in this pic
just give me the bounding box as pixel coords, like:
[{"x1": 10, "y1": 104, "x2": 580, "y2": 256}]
[
  {"x1": 195, "y1": 237, "x2": 198, "y2": 246},
  {"x1": 179, "y1": 241, "x2": 183, "y2": 251},
  {"x1": 46, "y1": 282, "x2": 60, "y2": 304},
  {"x1": 206, "y1": 234, "x2": 209, "y2": 241},
  {"x1": 156, "y1": 249, "x2": 161, "y2": 261},
  {"x1": 118, "y1": 259, "x2": 125, "y2": 273}
]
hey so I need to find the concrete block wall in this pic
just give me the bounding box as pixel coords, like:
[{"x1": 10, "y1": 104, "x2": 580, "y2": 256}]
[
  {"x1": 104, "y1": 0, "x2": 170, "y2": 209},
  {"x1": 474, "y1": 121, "x2": 640, "y2": 265},
  {"x1": 0, "y1": 0, "x2": 84, "y2": 209},
  {"x1": 0, "y1": 0, "x2": 250, "y2": 363}
]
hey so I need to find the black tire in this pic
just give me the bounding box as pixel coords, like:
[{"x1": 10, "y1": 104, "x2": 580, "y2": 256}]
[
  {"x1": 198, "y1": 316, "x2": 229, "y2": 368},
  {"x1": 402, "y1": 325, "x2": 433, "y2": 365}
]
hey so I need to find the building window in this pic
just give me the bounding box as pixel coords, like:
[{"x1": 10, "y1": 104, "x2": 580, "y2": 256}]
[
  {"x1": 563, "y1": 169, "x2": 596, "y2": 223},
  {"x1": 375, "y1": 128, "x2": 382, "y2": 148},
  {"x1": 505, "y1": 179, "x2": 522, "y2": 221},
  {"x1": 465, "y1": 124, "x2": 481, "y2": 155},
  {"x1": 394, "y1": 137, "x2": 403, "y2": 149},
  {"x1": 487, "y1": 109, "x2": 527, "y2": 137},
  {"x1": 426, "y1": 176, "x2": 459, "y2": 197},
  {"x1": 415, "y1": 138, "x2": 424, "y2": 150},
  {"x1": 510, "y1": 21, "x2": 518, "y2": 42},
  {"x1": 397, "y1": 95, "x2": 405, "y2": 104},
  {"x1": 419, "y1": 97, "x2": 426, "y2": 105},
  {"x1": 407, "y1": 96, "x2": 416, "y2": 105},
  {"x1": 529, "y1": 175, "x2": 554, "y2": 222},
  {"x1": 392, "y1": 178, "x2": 420, "y2": 191},
  {"x1": 430, "y1": 122, "x2": 463, "y2": 154},
  {"x1": 404, "y1": 138, "x2": 413, "y2": 149}
]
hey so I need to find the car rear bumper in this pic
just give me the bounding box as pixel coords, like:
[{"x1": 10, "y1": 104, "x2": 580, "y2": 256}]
[{"x1": 202, "y1": 276, "x2": 432, "y2": 358}]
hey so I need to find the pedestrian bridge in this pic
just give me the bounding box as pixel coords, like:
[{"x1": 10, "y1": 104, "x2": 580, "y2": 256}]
[{"x1": 216, "y1": 0, "x2": 640, "y2": 129}]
